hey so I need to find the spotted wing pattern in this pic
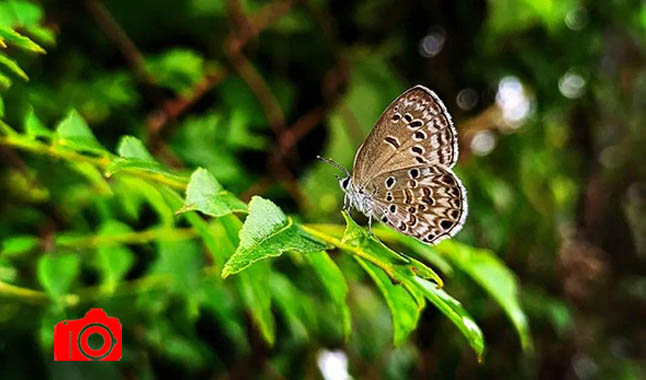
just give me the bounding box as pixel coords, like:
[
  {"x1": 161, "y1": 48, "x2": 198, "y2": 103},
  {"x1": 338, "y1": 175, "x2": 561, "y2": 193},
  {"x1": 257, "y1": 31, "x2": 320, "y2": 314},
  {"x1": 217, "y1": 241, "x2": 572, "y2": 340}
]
[
  {"x1": 365, "y1": 164, "x2": 467, "y2": 244},
  {"x1": 351, "y1": 85, "x2": 459, "y2": 188}
]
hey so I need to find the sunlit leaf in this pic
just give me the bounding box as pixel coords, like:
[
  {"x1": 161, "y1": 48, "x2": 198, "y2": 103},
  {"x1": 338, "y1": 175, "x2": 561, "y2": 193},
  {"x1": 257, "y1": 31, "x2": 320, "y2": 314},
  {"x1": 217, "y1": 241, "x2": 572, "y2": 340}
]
[
  {"x1": 355, "y1": 257, "x2": 423, "y2": 346},
  {"x1": 337, "y1": 212, "x2": 483, "y2": 356},
  {"x1": 340, "y1": 212, "x2": 443, "y2": 287},
  {"x1": 219, "y1": 215, "x2": 276, "y2": 345},
  {"x1": 436, "y1": 240, "x2": 532, "y2": 351},
  {"x1": 116, "y1": 135, "x2": 155, "y2": 161},
  {"x1": 106, "y1": 136, "x2": 186, "y2": 185},
  {"x1": 145, "y1": 49, "x2": 204, "y2": 94},
  {"x1": 37, "y1": 253, "x2": 80, "y2": 299},
  {"x1": 0, "y1": 26, "x2": 45, "y2": 53},
  {"x1": 305, "y1": 251, "x2": 352, "y2": 340},
  {"x1": 54, "y1": 109, "x2": 106, "y2": 154},
  {"x1": 176, "y1": 168, "x2": 248, "y2": 217},
  {"x1": 410, "y1": 277, "x2": 485, "y2": 360},
  {"x1": 221, "y1": 196, "x2": 330, "y2": 278},
  {"x1": 236, "y1": 262, "x2": 275, "y2": 344},
  {"x1": 0, "y1": 54, "x2": 28, "y2": 81},
  {"x1": 269, "y1": 271, "x2": 318, "y2": 340},
  {"x1": 94, "y1": 221, "x2": 135, "y2": 293},
  {"x1": 23, "y1": 107, "x2": 51, "y2": 138},
  {"x1": 1, "y1": 234, "x2": 39, "y2": 257}
]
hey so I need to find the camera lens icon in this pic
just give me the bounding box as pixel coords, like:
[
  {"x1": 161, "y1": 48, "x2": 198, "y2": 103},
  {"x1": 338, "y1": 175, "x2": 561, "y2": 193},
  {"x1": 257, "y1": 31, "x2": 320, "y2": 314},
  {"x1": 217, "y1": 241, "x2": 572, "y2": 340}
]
[{"x1": 77, "y1": 323, "x2": 118, "y2": 360}]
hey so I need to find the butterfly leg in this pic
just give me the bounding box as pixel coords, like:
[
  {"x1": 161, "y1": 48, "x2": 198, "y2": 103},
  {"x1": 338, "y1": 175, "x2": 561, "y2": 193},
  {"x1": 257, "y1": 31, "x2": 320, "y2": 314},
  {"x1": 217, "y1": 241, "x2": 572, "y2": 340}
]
[{"x1": 368, "y1": 214, "x2": 373, "y2": 234}]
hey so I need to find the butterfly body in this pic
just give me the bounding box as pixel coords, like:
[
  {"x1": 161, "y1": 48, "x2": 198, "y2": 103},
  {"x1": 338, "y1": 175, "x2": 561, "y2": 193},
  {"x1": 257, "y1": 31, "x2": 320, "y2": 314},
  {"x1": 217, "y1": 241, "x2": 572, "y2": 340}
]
[{"x1": 325, "y1": 85, "x2": 468, "y2": 245}]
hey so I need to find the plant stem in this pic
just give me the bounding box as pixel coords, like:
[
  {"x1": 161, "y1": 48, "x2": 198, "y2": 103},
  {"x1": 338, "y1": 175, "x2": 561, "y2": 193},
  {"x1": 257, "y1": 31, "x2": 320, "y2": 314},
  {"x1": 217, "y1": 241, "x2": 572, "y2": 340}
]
[
  {"x1": 0, "y1": 133, "x2": 187, "y2": 190},
  {"x1": 301, "y1": 225, "x2": 400, "y2": 280},
  {"x1": 57, "y1": 227, "x2": 198, "y2": 249}
]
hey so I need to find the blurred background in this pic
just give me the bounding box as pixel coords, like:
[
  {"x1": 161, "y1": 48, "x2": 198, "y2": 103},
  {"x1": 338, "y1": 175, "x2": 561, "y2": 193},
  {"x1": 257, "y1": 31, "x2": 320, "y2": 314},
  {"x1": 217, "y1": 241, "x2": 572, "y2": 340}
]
[{"x1": 0, "y1": 0, "x2": 645, "y2": 378}]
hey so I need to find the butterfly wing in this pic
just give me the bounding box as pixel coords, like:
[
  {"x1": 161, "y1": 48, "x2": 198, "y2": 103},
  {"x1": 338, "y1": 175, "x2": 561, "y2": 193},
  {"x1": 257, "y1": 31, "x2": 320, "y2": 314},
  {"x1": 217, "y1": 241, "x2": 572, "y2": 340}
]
[
  {"x1": 366, "y1": 165, "x2": 467, "y2": 245},
  {"x1": 351, "y1": 85, "x2": 458, "y2": 187}
]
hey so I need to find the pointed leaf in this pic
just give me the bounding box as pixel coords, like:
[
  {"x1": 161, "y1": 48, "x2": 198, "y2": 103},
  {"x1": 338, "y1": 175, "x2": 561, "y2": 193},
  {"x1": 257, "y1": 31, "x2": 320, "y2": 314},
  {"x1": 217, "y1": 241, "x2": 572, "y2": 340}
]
[
  {"x1": 176, "y1": 168, "x2": 248, "y2": 217},
  {"x1": 24, "y1": 107, "x2": 52, "y2": 138},
  {"x1": 410, "y1": 277, "x2": 485, "y2": 360},
  {"x1": 0, "y1": 54, "x2": 28, "y2": 81},
  {"x1": 0, "y1": 26, "x2": 45, "y2": 53},
  {"x1": 219, "y1": 215, "x2": 276, "y2": 345},
  {"x1": 269, "y1": 272, "x2": 318, "y2": 340},
  {"x1": 37, "y1": 253, "x2": 80, "y2": 299},
  {"x1": 94, "y1": 221, "x2": 135, "y2": 293},
  {"x1": 221, "y1": 196, "x2": 330, "y2": 278},
  {"x1": 341, "y1": 211, "x2": 443, "y2": 287},
  {"x1": 306, "y1": 251, "x2": 352, "y2": 340},
  {"x1": 436, "y1": 240, "x2": 532, "y2": 351},
  {"x1": 106, "y1": 136, "x2": 187, "y2": 185},
  {"x1": 237, "y1": 261, "x2": 275, "y2": 344},
  {"x1": 355, "y1": 257, "x2": 423, "y2": 346},
  {"x1": 55, "y1": 110, "x2": 106, "y2": 154},
  {"x1": 116, "y1": 135, "x2": 155, "y2": 161},
  {"x1": 1, "y1": 235, "x2": 39, "y2": 257}
]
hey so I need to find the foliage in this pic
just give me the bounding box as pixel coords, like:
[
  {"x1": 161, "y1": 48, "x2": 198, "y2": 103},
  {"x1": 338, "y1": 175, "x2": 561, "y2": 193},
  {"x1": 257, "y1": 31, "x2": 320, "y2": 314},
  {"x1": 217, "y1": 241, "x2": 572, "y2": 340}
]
[{"x1": 1, "y1": 0, "x2": 645, "y2": 378}]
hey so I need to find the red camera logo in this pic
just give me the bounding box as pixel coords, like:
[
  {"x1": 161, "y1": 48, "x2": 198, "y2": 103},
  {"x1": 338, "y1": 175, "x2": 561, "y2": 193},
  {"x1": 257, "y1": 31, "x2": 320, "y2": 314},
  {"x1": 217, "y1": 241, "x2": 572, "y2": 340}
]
[{"x1": 54, "y1": 308, "x2": 122, "y2": 361}]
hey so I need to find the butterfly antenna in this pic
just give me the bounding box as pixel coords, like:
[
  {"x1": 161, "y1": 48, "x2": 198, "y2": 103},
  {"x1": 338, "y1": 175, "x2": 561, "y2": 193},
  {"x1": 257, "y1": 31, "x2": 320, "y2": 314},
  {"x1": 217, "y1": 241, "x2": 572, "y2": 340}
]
[{"x1": 316, "y1": 155, "x2": 350, "y2": 177}]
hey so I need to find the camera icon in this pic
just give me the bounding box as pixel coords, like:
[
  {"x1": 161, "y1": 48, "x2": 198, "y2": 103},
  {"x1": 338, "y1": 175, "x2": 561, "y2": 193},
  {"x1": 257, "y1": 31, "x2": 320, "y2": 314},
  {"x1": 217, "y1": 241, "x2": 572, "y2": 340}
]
[{"x1": 54, "y1": 308, "x2": 122, "y2": 361}]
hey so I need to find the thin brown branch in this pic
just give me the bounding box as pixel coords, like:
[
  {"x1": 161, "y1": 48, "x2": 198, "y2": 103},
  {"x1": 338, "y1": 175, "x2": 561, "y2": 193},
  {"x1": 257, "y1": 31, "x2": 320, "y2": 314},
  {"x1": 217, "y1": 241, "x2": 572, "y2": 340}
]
[
  {"x1": 224, "y1": 47, "x2": 287, "y2": 135},
  {"x1": 84, "y1": 0, "x2": 153, "y2": 84},
  {"x1": 147, "y1": 68, "x2": 227, "y2": 137}
]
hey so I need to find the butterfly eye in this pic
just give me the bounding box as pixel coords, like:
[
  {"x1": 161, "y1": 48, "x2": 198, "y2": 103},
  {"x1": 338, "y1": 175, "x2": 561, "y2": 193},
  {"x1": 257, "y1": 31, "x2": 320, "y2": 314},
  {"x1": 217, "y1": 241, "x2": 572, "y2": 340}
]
[{"x1": 341, "y1": 177, "x2": 350, "y2": 189}]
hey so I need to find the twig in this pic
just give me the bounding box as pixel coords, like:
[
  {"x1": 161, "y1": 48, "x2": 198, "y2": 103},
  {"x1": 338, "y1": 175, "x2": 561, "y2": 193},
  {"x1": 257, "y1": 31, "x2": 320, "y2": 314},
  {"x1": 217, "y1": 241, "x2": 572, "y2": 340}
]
[
  {"x1": 84, "y1": 0, "x2": 153, "y2": 84},
  {"x1": 147, "y1": 68, "x2": 228, "y2": 139}
]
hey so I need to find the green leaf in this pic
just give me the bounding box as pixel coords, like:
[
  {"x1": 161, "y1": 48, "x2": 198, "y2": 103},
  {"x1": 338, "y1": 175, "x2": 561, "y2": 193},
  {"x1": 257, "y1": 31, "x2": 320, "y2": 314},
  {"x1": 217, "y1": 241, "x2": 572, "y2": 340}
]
[
  {"x1": 237, "y1": 262, "x2": 275, "y2": 345},
  {"x1": 176, "y1": 168, "x2": 248, "y2": 217},
  {"x1": 355, "y1": 257, "x2": 423, "y2": 346},
  {"x1": 485, "y1": 0, "x2": 575, "y2": 38},
  {"x1": 0, "y1": 258, "x2": 17, "y2": 281},
  {"x1": 37, "y1": 252, "x2": 80, "y2": 299},
  {"x1": 341, "y1": 212, "x2": 443, "y2": 287},
  {"x1": 200, "y1": 279, "x2": 250, "y2": 354},
  {"x1": 409, "y1": 277, "x2": 485, "y2": 361},
  {"x1": 332, "y1": 212, "x2": 484, "y2": 356},
  {"x1": 0, "y1": 1, "x2": 42, "y2": 27},
  {"x1": 0, "y1": 26, "x2": 45, "y2": 53},
  {"x1": 145, "y1": 49, "x2": 204, "y2": 94},
  {"x1": 0, "y1": 54, "x2": 28, "y2": 81},
  {"x1": 159, "y1": 186, "x2": 228, "y2": 269},
  {"x1": 221, "y1": 196, "x2": 330, "y2": 278},
  {"x1": 54, "y1": 109, "x2": 106, "y2": 154},
  {"x1": 0, "y1": 70, "x2": 12, "y2": 89},
  {"x1": 1, "y1": 234, "x2": 39, "y2": 257},
  {"x1": 305, "y1": 251, "x2": 352, "y2": 340},
  {"x1": 23, "y1": 107, "x2": 52, "y2": 138},
  {"x1": 269, "y1": 271, "x2": 318, "y2": 340},
  {"x1": 150, "y1": 240, "x2": 203, "y2": 296},
  {"x1": 436, "y1": 240, "x2": 532, "y2": 351},
  {"x1": 219, "y1": 215, "x2": 276, "y2": 345},
  {"x1": 375, "y1": 226, "x2": 453, "y2": 275},
  {"x1": 94, "y1": 221, "x2": 135, "y2": 293},
  {"x1": 106, "y1": 136, "x2": 187, "y2": 185},
  {"x1": 116, "y1": 135, "x2": 155, "y2": 160}
]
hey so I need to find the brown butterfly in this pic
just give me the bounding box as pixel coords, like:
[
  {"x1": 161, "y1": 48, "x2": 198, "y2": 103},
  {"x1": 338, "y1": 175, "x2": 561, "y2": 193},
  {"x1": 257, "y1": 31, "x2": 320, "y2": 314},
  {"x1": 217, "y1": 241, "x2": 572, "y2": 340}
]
[{"x1": 319, "y1": 85, "x2": 467, "y2": 245}]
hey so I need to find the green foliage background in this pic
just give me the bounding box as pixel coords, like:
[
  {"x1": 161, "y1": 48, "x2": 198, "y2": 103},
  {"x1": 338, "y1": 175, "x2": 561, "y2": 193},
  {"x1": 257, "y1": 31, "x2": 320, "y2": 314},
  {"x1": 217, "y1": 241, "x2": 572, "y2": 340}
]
[{"x1": 0, "y1": 0, "x2": 645, "y2": 378}]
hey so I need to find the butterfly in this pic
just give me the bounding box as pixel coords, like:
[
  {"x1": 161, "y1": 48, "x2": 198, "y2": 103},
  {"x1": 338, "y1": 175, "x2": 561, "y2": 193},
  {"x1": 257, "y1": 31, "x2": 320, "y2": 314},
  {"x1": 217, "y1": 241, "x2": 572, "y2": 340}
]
[{"x1": 318, "y1": 85, "x2": 467, "y2": 245}]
